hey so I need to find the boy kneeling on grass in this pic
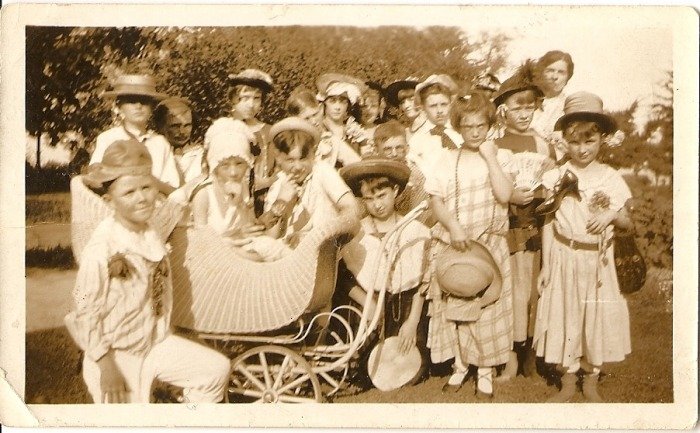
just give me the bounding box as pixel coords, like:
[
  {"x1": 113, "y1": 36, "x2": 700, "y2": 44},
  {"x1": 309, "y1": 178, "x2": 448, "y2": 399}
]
[
  {"x1": 65, "y1": 138, "x2": 231, "y2": 404},
  {"x1": 340, "y1": 157, "x2": 431, "y2": 383}
]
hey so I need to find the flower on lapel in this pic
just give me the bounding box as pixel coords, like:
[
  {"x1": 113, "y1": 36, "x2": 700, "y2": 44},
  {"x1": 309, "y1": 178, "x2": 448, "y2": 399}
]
[
  {"x1": 108, "y1": 252, "x2": 136, "y2": 280},
  {"x1": 588, "y1": 191, "x2": 611, "y2": 214}
]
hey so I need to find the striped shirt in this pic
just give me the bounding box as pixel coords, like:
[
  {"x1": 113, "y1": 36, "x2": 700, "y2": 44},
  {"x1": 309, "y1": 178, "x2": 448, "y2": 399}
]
[{"x1": 64, "y1": 217, "x2": 173, "y2": 362}]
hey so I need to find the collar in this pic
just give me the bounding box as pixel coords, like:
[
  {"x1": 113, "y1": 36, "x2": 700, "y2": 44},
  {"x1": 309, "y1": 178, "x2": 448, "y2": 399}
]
[
  {"x1": 107, "y1": 216, "x2": 167, "y2": 262},
  {"x1": 122, "y1": 125, "x2": 154, "y2": 143}
]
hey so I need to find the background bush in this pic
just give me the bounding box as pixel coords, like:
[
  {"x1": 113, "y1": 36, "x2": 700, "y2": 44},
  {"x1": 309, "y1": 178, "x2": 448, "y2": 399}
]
[{"x1": 26, "y1": 26, "x2": 510, "y2": 145}]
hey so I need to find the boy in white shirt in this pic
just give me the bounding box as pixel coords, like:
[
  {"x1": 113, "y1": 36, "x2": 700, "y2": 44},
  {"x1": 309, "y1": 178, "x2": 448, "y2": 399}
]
[{"x1": 407, "y1": 74, "x2": 463, "y2": 176}]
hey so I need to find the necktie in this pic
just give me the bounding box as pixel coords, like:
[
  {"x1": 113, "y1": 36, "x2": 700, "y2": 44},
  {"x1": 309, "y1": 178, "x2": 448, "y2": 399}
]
[{"x1": 430, "y1": 125, "x2": 457, "y2": 149}]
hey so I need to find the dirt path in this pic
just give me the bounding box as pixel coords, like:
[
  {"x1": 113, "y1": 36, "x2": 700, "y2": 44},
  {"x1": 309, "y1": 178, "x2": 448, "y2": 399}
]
[{"x1": 26, "y1": 267, "x2": 75, "y2": 332}]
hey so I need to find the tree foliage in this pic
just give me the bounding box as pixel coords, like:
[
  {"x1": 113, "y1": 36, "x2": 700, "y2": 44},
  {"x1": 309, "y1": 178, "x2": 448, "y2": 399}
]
[
  {"x1": 600, "y1": 72, "x2": 673, "y2": 177},
  {"x1": 26, "y1": 26, "x2": 510, "y2": 144}
]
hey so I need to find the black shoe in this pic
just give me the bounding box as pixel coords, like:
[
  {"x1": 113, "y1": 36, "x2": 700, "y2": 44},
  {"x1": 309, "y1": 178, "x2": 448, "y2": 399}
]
[{"x1": 535, "y1": 169, "x2": 580, "y2": 215}]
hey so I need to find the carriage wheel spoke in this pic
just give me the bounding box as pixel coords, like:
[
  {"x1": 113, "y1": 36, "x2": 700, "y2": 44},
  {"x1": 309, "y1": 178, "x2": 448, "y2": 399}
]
[
  {"x1": 258, "y1": 352, "x2": 273, "y2": 388},
  {"x1": 277, "y1": 373, "x2": 312, "y2": 395},
  {"x1": 235, "y1": 362, "x2": 267, "y2": 392},
  {"x1": 273, "y1": 354, "x2": 293, "y2": 390}
]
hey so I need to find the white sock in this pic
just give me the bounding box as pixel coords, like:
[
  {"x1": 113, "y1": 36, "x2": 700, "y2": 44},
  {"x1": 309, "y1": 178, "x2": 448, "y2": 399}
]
[{"x1": 567, "y1": 360, "x2": 581, "y2": 374}]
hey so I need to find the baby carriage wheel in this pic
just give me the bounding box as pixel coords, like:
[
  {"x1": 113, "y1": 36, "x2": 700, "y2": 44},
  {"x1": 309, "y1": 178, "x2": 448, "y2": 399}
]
[{"x1": 229, "y1": 345, "x2": 322, "y2": 403}]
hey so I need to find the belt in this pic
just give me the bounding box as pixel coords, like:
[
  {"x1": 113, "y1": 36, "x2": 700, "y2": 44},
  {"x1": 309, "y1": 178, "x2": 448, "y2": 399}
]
[{"x1": 553, "y1": 226, "x2": 599, "y2": 251}]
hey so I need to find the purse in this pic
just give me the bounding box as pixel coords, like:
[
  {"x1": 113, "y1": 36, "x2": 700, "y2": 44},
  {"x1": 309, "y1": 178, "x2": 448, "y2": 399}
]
[{"x1": 614, "y1": 228, "x2": 647, "y2": 294}]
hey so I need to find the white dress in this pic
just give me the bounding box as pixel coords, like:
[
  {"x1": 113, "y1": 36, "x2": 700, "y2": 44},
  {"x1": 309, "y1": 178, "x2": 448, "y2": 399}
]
[{"x1": 534, "y1": 162, "x2": 632, "y2": 368}]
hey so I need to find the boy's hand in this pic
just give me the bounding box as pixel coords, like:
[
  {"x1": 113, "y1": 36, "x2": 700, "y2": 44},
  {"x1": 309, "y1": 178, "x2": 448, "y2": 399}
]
[
  {"x1": 511, "y1": 187, "x2": 534, "y2": 206},
  {"x1": 586, "y1": 210, "x2": 616, "y2": 234},
  {"x1": 97, "y1": 352, "x2": 128, "y2": 403},
  {"x1": 397, "y1": 321, "x2": 418, "y2": 355},
  {"x1": 449, "y1": 226, "x2": 470, "y2": 251},
  {"x1": 477, "y1": 140, "x2": 498, "y2": 161}
]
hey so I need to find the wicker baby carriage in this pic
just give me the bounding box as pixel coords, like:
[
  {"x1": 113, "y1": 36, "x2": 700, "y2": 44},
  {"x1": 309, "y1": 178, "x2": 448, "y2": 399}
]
[{"x1": 70, "y1": 176, "x2": 426, "y2": 403}]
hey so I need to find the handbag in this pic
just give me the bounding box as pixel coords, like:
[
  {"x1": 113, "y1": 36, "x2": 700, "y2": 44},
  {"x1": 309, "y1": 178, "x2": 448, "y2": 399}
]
[{"x1": 614, "y1": 228, "x2": 647, "y2": 294}]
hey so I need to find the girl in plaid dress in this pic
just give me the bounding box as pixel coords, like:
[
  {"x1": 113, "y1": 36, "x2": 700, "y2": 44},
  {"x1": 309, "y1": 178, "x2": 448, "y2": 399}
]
[{"x1": 424, "y1": 92, "x2": 514, "y2": 399}]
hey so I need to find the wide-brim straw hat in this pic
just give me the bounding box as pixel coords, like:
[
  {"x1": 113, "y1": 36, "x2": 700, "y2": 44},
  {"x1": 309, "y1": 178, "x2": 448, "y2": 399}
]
[
  {"x1": 414, "y1": 74, "x2": 458, "y2": 106},
  {"x1": 554, "y1": 91, "x2": 617, "y2": 134},
  {"x1": 385, "y1": 78, "x2": 420, "y2": 106},
  {"x1": 269, "y1": 116, "x2": 321, "y2": 146},
  {"x1": 492, "y1": 61, "x2": 543, "y2": 107},
  {"x1": 367, "y1": 336, "x2": 422, "y2": 391},
  {"x1": 340, "y1": 156, "x2": 411, "y2": 197},
  {"x1": 436, "y1": 241, "x2": 502, "y2": 298},
  {"x1": 102, "y1": 74, "x2": 169, "y2": 100},
  {"x1": 228, "y1": 68, "x2": 274, "y2": 93}
]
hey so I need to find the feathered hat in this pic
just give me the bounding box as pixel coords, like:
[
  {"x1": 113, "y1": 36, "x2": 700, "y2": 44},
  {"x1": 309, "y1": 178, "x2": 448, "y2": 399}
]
[{"x1": 492, "y1": 60, "x2": 543, "y2": 107}]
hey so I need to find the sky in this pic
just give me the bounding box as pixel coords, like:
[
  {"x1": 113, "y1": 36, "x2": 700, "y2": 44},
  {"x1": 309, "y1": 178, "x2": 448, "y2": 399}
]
[{"x1": 470, "y1": 23, "x2": 673, "y2": 131}]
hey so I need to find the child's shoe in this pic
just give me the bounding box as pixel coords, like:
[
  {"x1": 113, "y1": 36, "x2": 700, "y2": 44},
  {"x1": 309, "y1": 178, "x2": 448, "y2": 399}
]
[{"x1": 546, "y1": 372, "x2": 577, "y2": 403}]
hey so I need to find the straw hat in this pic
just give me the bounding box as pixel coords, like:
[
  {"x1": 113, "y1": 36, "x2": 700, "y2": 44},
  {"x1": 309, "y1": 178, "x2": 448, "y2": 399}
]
[
  {"x1": 315, "y1": 73, "x2": 367, "y2": 104},
  {"x1": 228, "y1": 68, "x2": 274, "y2": 93},
  {"x1": 82, "y1": 139, "x2": 153, "y2": 189},
  {"x1": 102, "y1": 74, "x2": 168, "y2": 100},
  {"x1": 414, "y1": 74, "x2": 458, "y2": 106},
  {"x1": 436, "y1": 241, "x2": 502, "y2": 299},
  {"x1": 340, "y1": 156, "x2": 411, "y2": 197},
  {"x1": 385, "y1": 78, "x2": 420, "y2": 107},
  {"x1": 367, "y1": 337, "x2": 422, "y2": 391},
  {"x1": 269, "y1": 116, "x2": 321, "y2": 146},
  {"x1": 492, "y1": 61, "x2": 542, "y2": 107},
  {"x1": 554, "y1": 91, "x2": 617, "y2": 134}
]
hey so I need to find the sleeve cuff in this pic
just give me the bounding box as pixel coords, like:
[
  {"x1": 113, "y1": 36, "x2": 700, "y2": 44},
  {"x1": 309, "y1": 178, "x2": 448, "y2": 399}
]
[{"x1": 86, "y1": 343, "x2": 111, "y2": 363}]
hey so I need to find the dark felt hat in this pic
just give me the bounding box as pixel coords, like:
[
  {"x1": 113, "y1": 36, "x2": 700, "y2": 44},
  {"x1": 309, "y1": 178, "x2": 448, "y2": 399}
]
[
  {"x1": 492, "y1": 61, "x2": 543, "y2": 107},
  {"x1": 385, "y1": 78, "x2": 420, "y2": 107}
]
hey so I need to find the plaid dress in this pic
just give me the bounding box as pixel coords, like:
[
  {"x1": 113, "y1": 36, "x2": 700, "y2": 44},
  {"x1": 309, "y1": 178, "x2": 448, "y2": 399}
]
[{"x1": 424, "y1": 147, "x2": 514, "y2": 366}]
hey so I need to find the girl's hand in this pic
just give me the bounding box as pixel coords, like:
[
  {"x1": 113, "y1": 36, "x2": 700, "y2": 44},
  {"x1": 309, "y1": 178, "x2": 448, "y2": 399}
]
[
  {"x1": 586, "y1": 210, "x2": 616, "y2": 234},
  {"x1": 477, "y1": 140, "x2": 499, "y2": 162},
  {"x1": 97, "y1": 353, "x2": 128, "y2": 403},
  {"x1": 241, "y1": 224, "x2": 266, "y2": 238},
  {"x1": 511, "y1": 187, "x2": 534, "y2": 206},
  {"x1": 397, "y1": 321, "x2": 418, "y2": 355},
  {"x1": 449, "y1": 226, "x2": 470, "y2": 252},
  {"x1": 537, "y1": 266, "x2": 550, "y2": 294},
  {"x1": 277, "y1": 178, "x2": 298, "y2": 202}
]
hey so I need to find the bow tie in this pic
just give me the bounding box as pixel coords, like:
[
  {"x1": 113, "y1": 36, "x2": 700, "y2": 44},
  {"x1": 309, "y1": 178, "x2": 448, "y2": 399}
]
[{"x1": 430, "y1": 125, "x2": 458, "y2": 149}]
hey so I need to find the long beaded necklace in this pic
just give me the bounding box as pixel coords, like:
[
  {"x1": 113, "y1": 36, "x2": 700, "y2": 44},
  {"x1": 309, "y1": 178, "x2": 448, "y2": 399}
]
[{"x1": 451, "y1": 147, "x2": 497, "y2": 244}]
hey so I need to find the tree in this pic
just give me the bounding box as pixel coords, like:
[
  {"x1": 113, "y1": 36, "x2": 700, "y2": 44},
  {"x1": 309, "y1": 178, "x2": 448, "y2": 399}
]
[{"x1": 26, "y1": 26, "x2": 511, "y2": 145}]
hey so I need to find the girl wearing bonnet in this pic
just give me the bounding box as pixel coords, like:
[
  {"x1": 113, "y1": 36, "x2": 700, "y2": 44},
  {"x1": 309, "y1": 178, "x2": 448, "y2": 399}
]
[{"x1": 315, "y1": 73, "x2": 369, "y2": 168}]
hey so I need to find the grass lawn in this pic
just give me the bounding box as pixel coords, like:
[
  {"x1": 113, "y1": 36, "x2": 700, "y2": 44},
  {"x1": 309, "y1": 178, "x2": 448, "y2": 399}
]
[
  {"x1": 26, "y1": 192, "x2": 71, "y2": 224},
  {"x1": 25, "y1": 268, "x2": 672, "y2": 404}
]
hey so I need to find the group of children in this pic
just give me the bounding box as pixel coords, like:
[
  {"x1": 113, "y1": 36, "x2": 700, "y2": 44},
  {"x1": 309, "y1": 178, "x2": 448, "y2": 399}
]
[{"x1": 66, "y1": 50, "x2": 634, "y2": 404}]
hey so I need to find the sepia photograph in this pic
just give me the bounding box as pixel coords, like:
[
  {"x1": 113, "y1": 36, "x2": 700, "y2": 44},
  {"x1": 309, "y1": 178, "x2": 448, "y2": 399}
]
[{"x1": 1, "y1": 3, "x2": 698, "y2": 429}]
